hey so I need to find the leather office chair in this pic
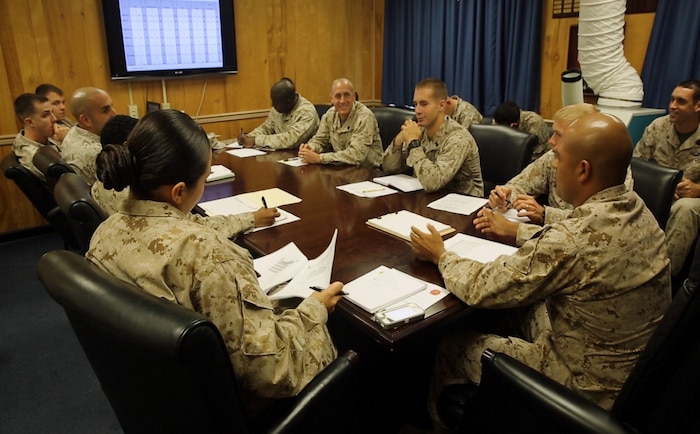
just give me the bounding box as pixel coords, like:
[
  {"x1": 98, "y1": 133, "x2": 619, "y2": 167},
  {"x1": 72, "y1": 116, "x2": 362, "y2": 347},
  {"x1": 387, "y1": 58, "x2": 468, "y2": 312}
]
[
  {"x1": 468, "y1": 124, "x2": 537, "y2": 196},
  {"x1": 314, "y1": 104, "x2": 332, "y2": 119},
  {"x1": 439, "y1": 241, "x2": 700, "y2": 433},
  {"x1": 37, "y1": 249, "x2": 360, "y2": 434},
  {"x1": 630, "y1": 157, "x2": 682, "y2": 229},
  {"x1": 32, "y1": 146, "x2": 74, "y2": 189},
  {"x1": 53, "y1": 173, "x2": 107, "y2": 253},
  {"x1": 371, "y1": 106, "x2": 416, "y2": 150},
  {"x1": 1, "y1": 152, "x2": 79, "y2": 250}
]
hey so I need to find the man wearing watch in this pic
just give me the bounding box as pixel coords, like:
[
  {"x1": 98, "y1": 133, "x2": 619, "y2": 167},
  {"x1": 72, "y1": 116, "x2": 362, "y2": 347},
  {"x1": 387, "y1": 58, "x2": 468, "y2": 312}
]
[{"x1": 381, "y1": 78, "x2": 483, "y2": 197}]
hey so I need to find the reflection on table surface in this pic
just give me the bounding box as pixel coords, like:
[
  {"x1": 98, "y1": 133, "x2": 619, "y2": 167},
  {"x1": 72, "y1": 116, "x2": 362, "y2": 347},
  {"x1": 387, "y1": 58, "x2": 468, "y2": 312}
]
[{"x1": 202, "y1": 148, "x2": 511, "y2": 348}]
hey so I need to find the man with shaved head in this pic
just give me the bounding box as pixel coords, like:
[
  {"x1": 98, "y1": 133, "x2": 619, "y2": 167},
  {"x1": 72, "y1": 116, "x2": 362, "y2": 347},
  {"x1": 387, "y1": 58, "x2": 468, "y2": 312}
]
[
  {"x1": 238, "y1": 77, "x2": 319, "y2": 149},
  {"x1": 298, "y1": 77, "x2": 382, "y2": 167},
  {"x1": 60, "y1": 86, "x2": 117, "y2": 185},
  {"x1": 410, "y1": 113, "x2": 671, "y2": 431}
]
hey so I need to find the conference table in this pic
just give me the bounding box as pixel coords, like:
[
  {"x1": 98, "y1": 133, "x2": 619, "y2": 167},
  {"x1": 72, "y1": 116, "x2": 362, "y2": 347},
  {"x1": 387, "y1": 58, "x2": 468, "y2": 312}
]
[{"x1": 200, "y1": 147, "x2": 511, "y2": 350}]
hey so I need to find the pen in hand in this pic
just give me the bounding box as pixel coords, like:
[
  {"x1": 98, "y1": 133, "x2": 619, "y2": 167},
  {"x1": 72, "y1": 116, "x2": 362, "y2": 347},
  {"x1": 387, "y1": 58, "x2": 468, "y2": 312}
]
[
  {"x1": 310, "y1": 286, "x2": 348, "y2": 296},
  {"x1": 262, "y1": 196, "x2": 268, "y2": 208}
]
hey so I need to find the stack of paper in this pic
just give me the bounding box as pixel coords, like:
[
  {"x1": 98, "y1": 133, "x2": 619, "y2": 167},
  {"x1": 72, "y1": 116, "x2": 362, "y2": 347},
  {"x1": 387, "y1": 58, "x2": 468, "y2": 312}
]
[
  {"x1": 206, "y1": 165, "x2": 235, "y2": 183},
  {"x1": 366, "y1": 210, "x2": 455, "y2": 241},
  {"x1": 336, "y1": 181, "x2": 397, "y2": 198},
  {"x1": 372, "y1": 174, "x2": 424, "y2": 192},
  {"x1": 443, "y1": 233, "x2": 518, "y2": 263},
  {"x1": 343, "y1": 266, "x2": 428, "y2": 313}
]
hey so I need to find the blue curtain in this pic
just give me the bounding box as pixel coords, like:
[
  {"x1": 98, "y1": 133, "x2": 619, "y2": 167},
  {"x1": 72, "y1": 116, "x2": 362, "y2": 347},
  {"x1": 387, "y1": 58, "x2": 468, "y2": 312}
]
[
  {"x1": 382, "y1": 0, "x2": 542, "y2": 116},
  {"x1": 641, "y1": 0, "x2": 700, "y2": 109}
]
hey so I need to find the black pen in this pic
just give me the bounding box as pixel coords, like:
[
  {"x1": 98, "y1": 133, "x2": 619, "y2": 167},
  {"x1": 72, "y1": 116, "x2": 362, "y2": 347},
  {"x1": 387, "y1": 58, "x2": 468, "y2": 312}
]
[
  {"x1": 262, "y1": 196, "x2": 268, "y2": 208},
  {"x1": 310, "y1": 286, "x2": 348, "y2": 296}
]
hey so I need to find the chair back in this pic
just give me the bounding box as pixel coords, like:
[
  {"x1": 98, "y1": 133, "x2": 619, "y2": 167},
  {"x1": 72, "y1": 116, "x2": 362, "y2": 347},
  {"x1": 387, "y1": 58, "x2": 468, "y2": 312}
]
[
  {"x1": 32, "y1": 146, "x2": 74, "y2": 188},
  {"x1": 469, "y1": 124, "x2": 537, "y2": 196},
  {"x1": 2, "y1": 152, "x2": 79, "y2": 249},
  {"x1": 629, "y1": 157, "x2": 682, "y2": 229},
  {"x1": 36, "y1": 250, "x2": 250, "y2": 434},
  {"x1": 53, "y1": 173, "x2": 108, "y2": 253},
  {"x1": 611, "y1": 237, "x2": 700, "y2": 433},
  {"x1": 314, "y1": 104, "x2": 332, "y2": 119},
  {"x1": 371, "y1": 106, "x2": 416, "y2": 150}
]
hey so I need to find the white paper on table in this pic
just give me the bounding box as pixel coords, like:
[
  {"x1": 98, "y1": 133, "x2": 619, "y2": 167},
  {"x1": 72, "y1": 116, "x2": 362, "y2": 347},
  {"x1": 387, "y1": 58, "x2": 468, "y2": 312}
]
[
  {"x1": 206, "y1": 165, "x2": 235, "y2": 183},
  {"x1": 278, "y1": 157, "x2": 308, "y2": 167},
  {"x1": 249, "y1": 209, "x2": 300, "y2": 232},
  {"x1": 384, "y1": 283, "x2": 450, "y2": 313},
  {"x1": 221, "y1": 139, "x2": 242, "y2": 149},
  {"x1": 268, "y1": 229, "x2": 338, "y2": 300},
  {"x1": 198, "y1": 196, "x2": 257, "y2": 216},
  {"x1": 444, "y1": 233, "x2": 518, "y2": 263},
  {"x1": 226, "y1": 148, "x2": 266, "y2": 158},
  {"x1": 342, "y1": 265, "x2": 428, "y2": 313},
  {"x1": 336, "y1": 181, "x2": 397, "y2": 198},
  {"x1": 427, "y1": 193, "x2": 488, "y2": 215},
  {"x1": 254, "y1": 242, "x2": 308, "y2": 293}
]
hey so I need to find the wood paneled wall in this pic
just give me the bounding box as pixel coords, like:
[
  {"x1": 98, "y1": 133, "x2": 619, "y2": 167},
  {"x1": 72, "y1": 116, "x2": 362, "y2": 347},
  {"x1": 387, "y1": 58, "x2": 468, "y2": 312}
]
[
  {"x1": 0, "y1": 0, "x2": 385, "y2": 234},
  {"x1": 0, "y1": 0, "x2": 656, "y2": 235}
]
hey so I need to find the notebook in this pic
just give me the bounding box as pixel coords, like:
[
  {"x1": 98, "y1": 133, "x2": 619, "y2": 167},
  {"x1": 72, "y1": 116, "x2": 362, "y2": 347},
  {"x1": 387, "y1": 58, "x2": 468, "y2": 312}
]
[
  {"x1": 372, "y1": 174, "x2": 424, "y2": 192},
  {"x1": 366, "y1": 210, "x2": 455, "y2": 241},
  {"x1": 343, "y1": 265, "x2": 428, "y2": 313}
]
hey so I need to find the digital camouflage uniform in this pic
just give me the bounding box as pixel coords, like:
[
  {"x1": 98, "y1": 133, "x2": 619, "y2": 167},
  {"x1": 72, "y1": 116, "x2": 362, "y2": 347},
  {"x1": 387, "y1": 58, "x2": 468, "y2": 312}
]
[
  {"x1": 505, "y1": 151, "x2": 634, "y2": 246},
  {"x1": 519, "y1": 110, "x2": 551, "y2": 162},
  {"x1": 429, "y1": 185, "x2": 670, "y2": 428},
  {"x1": 12, "y1": 130, "x2": 60, "y2": 181},
  {"x1": 382, "y1": 116, "x2": 484, "y2": 197},
  {"x1": 86, "y1": 200, "x2": 337, "y2": 412},
  {"x1": 306, "y1": 101, "x2": 383, "y2": 167},
  {"x1": 249, "y1": 95, "x2": 319, "y2": 149},
  {"x1": 449, "y1": 97, "x2": 483, "y2": 127},
  {"x1": 634, "y1": 115, "x2": 700, "y2": 275},
  {"x1": 60, "y1": 125, "x2": 102, "y2": 186}
]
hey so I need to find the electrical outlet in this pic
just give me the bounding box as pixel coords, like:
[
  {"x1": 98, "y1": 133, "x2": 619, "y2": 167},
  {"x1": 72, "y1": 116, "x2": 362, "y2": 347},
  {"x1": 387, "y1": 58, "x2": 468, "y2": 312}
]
[
  {"x1": 128, "y1": 105, "x2": 139, "y2": 118},
  {"x1": 161, "y1": 102, "x2": 171, "y2": 110}
]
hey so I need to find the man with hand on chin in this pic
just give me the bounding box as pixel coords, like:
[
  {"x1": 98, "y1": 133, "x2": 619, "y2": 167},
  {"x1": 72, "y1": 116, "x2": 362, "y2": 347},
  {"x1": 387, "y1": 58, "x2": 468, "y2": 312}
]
[{"x1": 381, "y1": 77, "x2": 483, "y2": 197}]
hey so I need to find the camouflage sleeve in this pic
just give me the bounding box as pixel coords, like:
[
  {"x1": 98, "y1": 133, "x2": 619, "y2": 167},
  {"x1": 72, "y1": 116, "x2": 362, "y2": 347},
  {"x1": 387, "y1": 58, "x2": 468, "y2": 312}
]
[
  {"x1": 254, "y1": 108, "x2": 319, "y2": 150},
  {"x1": 306, "y1": 113, "x2": 332, "y2": 153},
  {"x1": 249, "y1": 114, "x2": 276, "y2": 137},
  {"x1": 319, "y1": 113, "x2": 377, "y2": 166},
  {"x1": 381, "y1": 141, "x2": 408, "y2": 173},
  {"x1": 633, "y1": 126, "x2": 656, "y2": 160},
  {"x1": 438, "y1": 225, "x2": 579, "y2": 308},
  {"x1": 505, "y1": 153, "x2": 553, "y2": 198},
  {"x1": 187, "y1": 212, "x2": 255, "y2": 238},
  {"x1": 406, "y1": 133, "x2": 470, "y2": 192},
  {"x1": 195, "y1": 261, "x2": 336, "y2": 398}
]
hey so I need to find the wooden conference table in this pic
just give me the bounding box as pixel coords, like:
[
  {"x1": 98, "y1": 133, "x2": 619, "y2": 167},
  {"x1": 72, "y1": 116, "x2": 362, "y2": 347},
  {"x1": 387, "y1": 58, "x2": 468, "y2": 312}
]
[{"x1": 201, "y1": 148, "x2": 508, "y2": 350}]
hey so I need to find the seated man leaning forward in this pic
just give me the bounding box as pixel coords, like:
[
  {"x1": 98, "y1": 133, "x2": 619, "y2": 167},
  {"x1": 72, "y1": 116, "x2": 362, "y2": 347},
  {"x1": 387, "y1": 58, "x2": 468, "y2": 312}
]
[
  {"x1": 298, "y1": 77, "x2": 382, "y2": 167},
  {"x1": 410, "y1": 112, "x2": 671, "y2": 431},
  {"x1": 382, "y1": 77, "x2": 483, "y2": 197},
  {"x1": 86, "y1": 109, "x2": 343, "y2": 416},
  {"x1": 238, "y1": 77, "x2": 319, "y2": 150}
]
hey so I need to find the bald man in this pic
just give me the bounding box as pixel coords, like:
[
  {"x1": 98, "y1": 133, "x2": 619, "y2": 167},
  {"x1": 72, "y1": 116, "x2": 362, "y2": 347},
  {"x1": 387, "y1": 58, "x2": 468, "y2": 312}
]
[
  {"x1": 60, "y1": 87, "x2": 117, "y2": 185},
  {"x1": 238, "y1": 78, "x2": 319, "y2": 150},
  {"x1": 298, "y1": 77, "x2": 382, "y2": 167},
  {"x1": 411, "y1": 113, "x2": 671, "y2": 430}
]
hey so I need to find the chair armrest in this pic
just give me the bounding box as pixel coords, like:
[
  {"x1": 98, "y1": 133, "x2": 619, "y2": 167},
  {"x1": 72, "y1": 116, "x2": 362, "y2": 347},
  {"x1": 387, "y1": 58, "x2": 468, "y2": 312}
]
[
  {"x1": 464, "y1": 349, "x2": 634, "y2": 434},
  {"x1": 261, "y1": 350, "x2": 360, "y2": 434}
]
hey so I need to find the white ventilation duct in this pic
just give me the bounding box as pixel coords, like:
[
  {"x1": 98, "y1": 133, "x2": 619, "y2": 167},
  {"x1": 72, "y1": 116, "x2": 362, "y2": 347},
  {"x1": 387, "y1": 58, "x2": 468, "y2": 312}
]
[{"x1": 578, "y1": 0, "x2": 644, "y2": 107}]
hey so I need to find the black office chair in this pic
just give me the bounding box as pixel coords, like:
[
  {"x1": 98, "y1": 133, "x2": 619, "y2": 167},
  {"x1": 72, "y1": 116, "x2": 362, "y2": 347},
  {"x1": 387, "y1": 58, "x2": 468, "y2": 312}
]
[
  {"x1": 630, "y1": 157, "x2": 682, "y2": 230},
  {"x1": 371, "y1": 106, "x2": 416, "y2": 150},
  {"x1": 32, "y1": 145, "x2": 75, "y2": 189},
  {"x1": 314, "y1": 104, "x2": 332, "y2": 119},
  {"x1": 2, "y1": 152, "x2": 79, "y2": 250},
  {"x1": 468, "y1": 124, "x2": 537, "y2": 196},
  {"x1": 37, "y1": 249, "x2": 360, "y2": 434},
  {"x1": 440, "y1": 242, "x2": 700, "y2": 433},
  {"x1": 53, "y1": 173, "x2": 107, "y2": 253}
]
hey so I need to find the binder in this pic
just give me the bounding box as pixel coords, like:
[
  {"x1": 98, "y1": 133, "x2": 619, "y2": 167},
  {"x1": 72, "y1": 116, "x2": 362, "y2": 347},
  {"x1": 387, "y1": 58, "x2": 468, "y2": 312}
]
[{"x1": 366, "y1": 210, "x2": 455, "y2": 241}]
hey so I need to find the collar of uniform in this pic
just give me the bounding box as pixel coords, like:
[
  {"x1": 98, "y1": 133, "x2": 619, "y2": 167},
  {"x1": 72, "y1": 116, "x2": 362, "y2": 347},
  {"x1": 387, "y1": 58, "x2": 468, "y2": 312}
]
[{"x1": 121, "y1": 198, "x2": 190, "y2": 219}]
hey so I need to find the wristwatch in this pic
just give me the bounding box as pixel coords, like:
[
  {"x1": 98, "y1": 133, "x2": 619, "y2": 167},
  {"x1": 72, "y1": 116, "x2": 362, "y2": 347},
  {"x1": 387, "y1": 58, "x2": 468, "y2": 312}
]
[{"x1": 407, "y1": 139, "x2": 421, "y2": 151}]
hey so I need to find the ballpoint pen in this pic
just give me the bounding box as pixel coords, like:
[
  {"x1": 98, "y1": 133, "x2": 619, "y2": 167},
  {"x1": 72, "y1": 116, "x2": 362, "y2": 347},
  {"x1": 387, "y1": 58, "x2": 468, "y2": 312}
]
[
  {"x1": 262, "y1": 196, "x2": 268, "y2": 208},
  {"x1": 310, "y1": 286, "x2": 348, "y2": 296},
  {"x1": 362, "y1": 188, "x2": 385, "y2": 193}
]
